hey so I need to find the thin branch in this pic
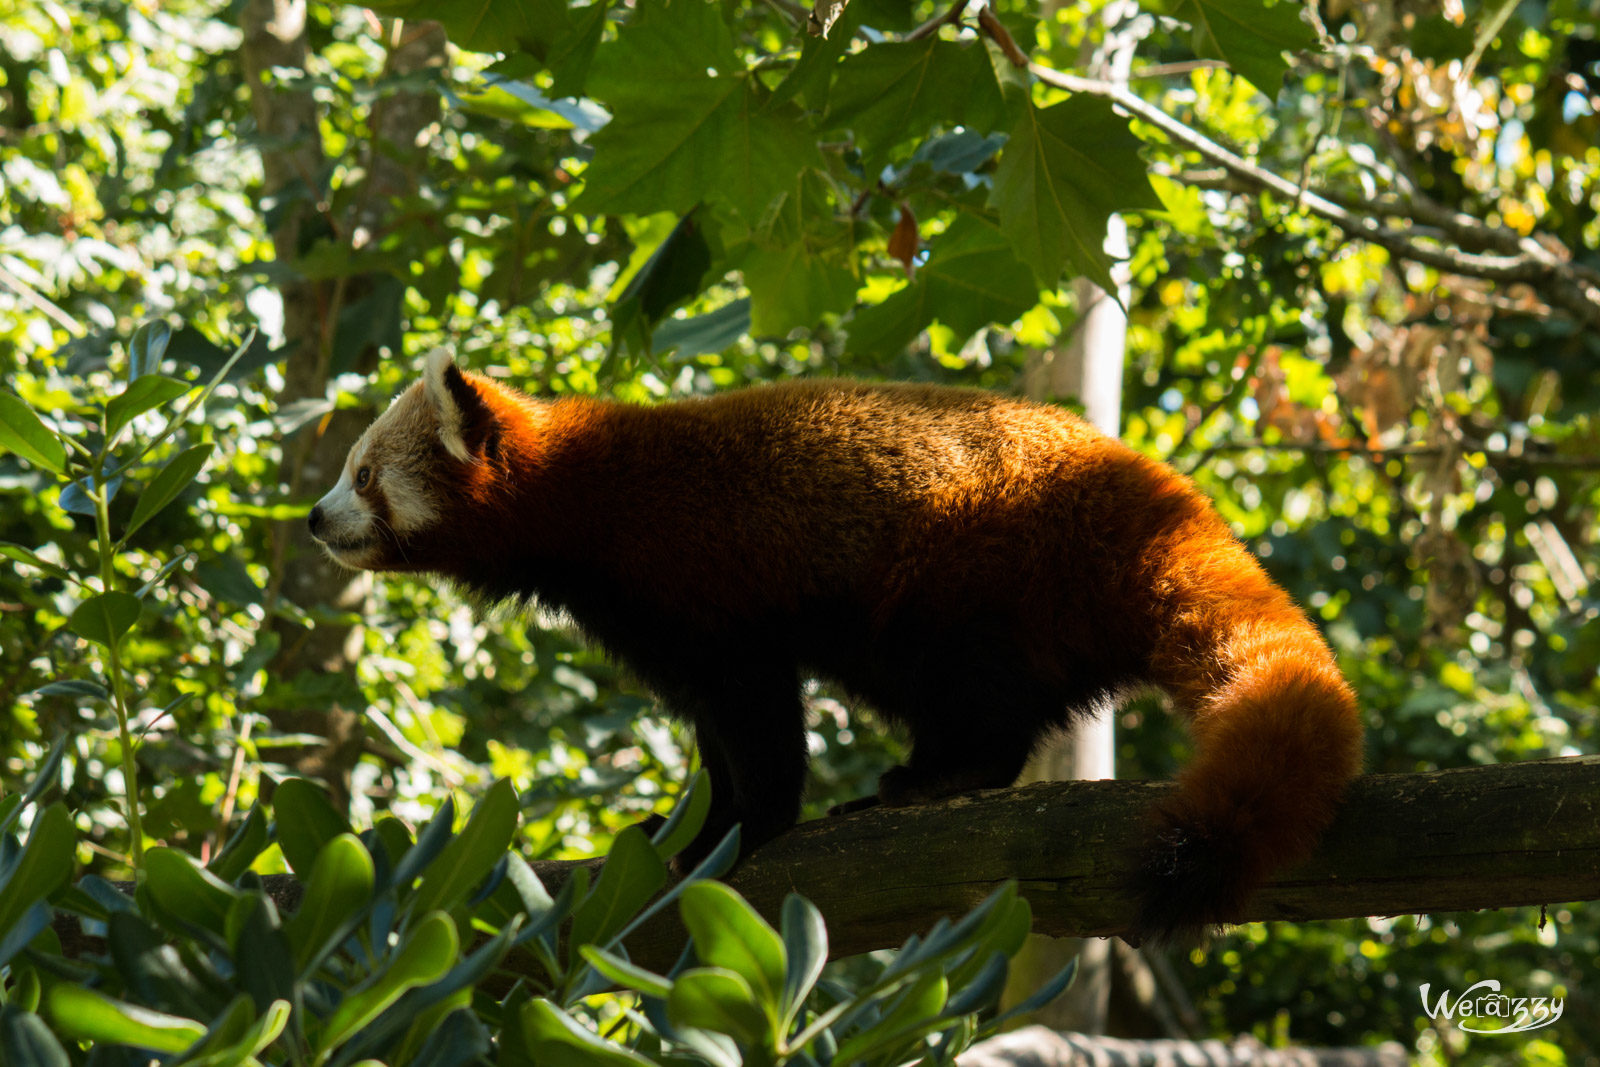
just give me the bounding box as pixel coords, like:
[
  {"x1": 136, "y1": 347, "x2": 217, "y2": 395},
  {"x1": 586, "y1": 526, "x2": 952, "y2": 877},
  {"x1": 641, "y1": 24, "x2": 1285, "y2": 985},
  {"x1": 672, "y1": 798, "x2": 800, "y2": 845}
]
[
  {"x1": 1178, "y1": 436, "x2": 1600, "y2": 476},
  {"x1": 1027, "y1": 66, "x2": 1600, "y2": 329},
  {"x1": 906, "y1": 0, "x2": 968, "y2": 41}
]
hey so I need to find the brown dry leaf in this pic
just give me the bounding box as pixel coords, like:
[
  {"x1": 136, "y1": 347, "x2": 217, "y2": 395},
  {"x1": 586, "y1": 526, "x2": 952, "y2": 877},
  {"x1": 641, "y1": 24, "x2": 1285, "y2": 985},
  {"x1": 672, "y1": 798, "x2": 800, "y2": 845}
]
[{"x1": 888, "y1": 205, "x2": 919, "y2": 278}]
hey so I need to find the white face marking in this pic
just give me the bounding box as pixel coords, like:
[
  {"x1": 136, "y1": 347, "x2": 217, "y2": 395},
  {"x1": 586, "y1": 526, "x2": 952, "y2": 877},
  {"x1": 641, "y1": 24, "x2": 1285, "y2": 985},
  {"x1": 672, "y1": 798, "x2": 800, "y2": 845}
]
[{"x1": 310, "y1": 383, "x2": 451, "y2": 572}]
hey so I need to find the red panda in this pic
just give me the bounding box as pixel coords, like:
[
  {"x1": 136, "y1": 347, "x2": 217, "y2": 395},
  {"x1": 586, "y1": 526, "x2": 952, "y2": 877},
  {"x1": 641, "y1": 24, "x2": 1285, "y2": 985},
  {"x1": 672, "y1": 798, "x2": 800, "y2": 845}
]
[{"x1": 309, "y1": 351, "x2": 1363, "y2": 942}]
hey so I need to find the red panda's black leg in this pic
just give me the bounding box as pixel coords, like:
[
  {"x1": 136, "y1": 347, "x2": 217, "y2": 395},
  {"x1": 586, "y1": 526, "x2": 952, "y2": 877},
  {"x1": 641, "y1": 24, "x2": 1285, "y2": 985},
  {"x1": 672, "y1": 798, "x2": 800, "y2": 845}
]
[
  {"x1": 661, "y1": 666, "x2": 808, "y2": 869},
  {"x1": 877, "y1": 716, "x2": 1044, "y2": 807}
]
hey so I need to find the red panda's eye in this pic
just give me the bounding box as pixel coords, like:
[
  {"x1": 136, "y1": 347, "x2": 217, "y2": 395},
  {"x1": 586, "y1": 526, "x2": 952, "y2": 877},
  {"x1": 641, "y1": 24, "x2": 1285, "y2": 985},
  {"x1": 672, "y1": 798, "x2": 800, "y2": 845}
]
[{"x1": 355, "y1": 466, "x2": 371, "y2": 489}]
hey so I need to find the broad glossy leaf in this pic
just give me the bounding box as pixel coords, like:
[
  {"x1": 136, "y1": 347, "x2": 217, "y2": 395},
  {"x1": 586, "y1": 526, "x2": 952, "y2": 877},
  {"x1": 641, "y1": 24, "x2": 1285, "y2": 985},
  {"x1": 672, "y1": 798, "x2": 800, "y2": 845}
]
[
  {"x1": 272, "y1": 778, "x2": 352, "y2": 878},
  {"x1": 107, "y1": 912, "x2": 212, "y2": 1020},
  {"x1": 655, "y1": 300, "x2": 752, "y2": 361},
  {"x1": 286, "y1": 833, "x2": 374, "y2": 969},
  {"x1": 30, "y1": 679, "x2": 108, "y2": 701},
  {"x1": 409, "y1": 778, "x2": 519, "y2": 918},
  {"x1": 666, "y1": 967, "x2": 770, "y2": 1045},
  {"x1": 128, "y1": 320, "x2": 173, "y2": 378},
  {"x1": 186, "y1": 997, "x2": 291, "y2": 1067},
  {"x1": 680, "y1": 882, "x2": 786, "y2": 1014},
  {"x1": 67, "y1": 591, "x2": 142, "y2": 648},
  {"x1": 125, "y1": 442, "x2": 214, "y2": 540},
  {"x1": 47, "y1": 985, "x2": 205, "y2": 1053},
  {"x1": 143, "y1": 847, "x2": 243, "y2": 939},
  {"x1": 0, "y1": 1006, "x2": 70, "y2": 1067},
  {"x1": 231, "y1": 894, "x2": 298, "y2": 1015},
  {"x1": 825, "y1": 39, "x2": 1004, "y2": 165},
  {"x1": 570, "y1": 824, "x2": 667, "y2": 953},
  {"x1": 579, "y1": 0, "x2": 820, "y2": 218},
  {"x1": 646, "y1": 769, "x2": 710, "y2": 861},
  {"x1": 780, "y1": 894, "x2": 827, "y2": 1025},
  {"x1": 105, "y1": 374, "x2": 191, "y2": 440},
  {"x1": 0, "y1": 391, "x2": 66, "y2": 474},
  {"x1": 989, "y1": 96, "x2": 1161, "y2": 292},
  {"x1": 208, "y1": 806, "x2": 269, "y2": 883},
  {"x1": 1166, "y1": 0, "x2": 1317, "y2": 96},
  {"x1": 0, "y1": 804, "x2": 75, "y2": 940},
  {"x1": 320, "y1": 911, "x2": 459, "y2": 1051},
  {"x1": 0, "y1": 901, "x2": 51, "y2": 971},
  {"x1": 943, "y1": 951, "x2": 1009, "y2": 1017},
  {"x1": 519, "y1": 997, "x2": 658, "y2": 1067},
  {"x1": 831, "y1": 969, "x2": 948, "y2": 1064},
  {"x1": 847, "y1": 216, "x2": 1038, "y2": 357},
  {"x1": 579, "y1": 945, "x2": 673, "y2": 999}
]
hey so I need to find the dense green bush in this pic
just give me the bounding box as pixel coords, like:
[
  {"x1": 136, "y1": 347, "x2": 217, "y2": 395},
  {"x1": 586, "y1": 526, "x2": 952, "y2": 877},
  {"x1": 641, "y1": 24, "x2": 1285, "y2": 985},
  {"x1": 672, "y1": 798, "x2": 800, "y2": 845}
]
[{"x1": 0, "y1": 756, "x2": 1071, "y2": 1066}]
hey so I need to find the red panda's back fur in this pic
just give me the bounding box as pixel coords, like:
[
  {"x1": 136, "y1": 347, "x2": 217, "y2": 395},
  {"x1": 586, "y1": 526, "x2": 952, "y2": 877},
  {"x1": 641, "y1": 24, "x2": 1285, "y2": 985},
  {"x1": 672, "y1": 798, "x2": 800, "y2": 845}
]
[{"x1": 328, "y1": 369, "x2": 1363, "y2": 941}]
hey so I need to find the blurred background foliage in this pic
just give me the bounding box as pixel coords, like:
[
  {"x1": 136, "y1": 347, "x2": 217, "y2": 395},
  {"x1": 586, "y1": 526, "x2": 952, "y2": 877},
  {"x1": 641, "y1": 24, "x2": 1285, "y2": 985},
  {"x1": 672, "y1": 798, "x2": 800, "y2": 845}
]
[{"x1": 1, "y1": 0, "x2": 1597, "y2": 1061}]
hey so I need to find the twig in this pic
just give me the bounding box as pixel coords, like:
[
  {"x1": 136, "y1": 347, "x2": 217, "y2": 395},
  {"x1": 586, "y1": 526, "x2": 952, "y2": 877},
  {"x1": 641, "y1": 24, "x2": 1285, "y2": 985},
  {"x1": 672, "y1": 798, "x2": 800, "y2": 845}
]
[
  {"x1": 1028, "y1": 66, "x2": 1600, "y2": 329},
  {"x1": 0, "y1": 261, "x2": 85, "y2": 336},
  {"x1": 906, "y1": 0, "x2": 968, "y2": 41}
]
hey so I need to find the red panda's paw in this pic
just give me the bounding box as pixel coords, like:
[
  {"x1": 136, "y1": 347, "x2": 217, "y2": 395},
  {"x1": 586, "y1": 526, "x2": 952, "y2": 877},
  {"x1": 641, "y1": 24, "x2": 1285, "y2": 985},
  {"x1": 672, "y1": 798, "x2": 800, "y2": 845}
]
[{"x1": 1125, "y1": 814, "x2": 1253, "y2": 947}]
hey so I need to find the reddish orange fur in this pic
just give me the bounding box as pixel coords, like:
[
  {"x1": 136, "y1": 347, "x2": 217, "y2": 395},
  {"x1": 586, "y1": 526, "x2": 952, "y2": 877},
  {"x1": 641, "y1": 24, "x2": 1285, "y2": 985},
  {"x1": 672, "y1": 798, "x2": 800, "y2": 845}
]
[{"x1": 314, "y1": 369, "x2": 1364, "y2": 941}]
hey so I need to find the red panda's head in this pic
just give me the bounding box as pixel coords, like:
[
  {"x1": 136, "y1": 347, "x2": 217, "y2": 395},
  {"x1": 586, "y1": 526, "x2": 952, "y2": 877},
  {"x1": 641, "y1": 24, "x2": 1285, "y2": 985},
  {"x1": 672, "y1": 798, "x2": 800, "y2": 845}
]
[{"x1": 308, "y1": 350, "x2": 508, "y2": 574}]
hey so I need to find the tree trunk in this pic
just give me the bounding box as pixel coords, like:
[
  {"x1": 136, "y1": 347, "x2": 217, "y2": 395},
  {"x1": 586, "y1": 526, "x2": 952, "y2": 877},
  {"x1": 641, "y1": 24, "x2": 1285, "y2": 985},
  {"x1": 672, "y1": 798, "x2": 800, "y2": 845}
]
[{"x1": 238, "y1": 6, "x2": 447, "y2": 806}]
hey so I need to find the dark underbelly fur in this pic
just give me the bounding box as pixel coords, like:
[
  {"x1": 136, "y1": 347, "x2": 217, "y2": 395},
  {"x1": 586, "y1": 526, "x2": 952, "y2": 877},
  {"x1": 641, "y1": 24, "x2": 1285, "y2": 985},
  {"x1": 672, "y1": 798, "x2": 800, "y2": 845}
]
[{"x1": 467, "y1": 558, "x2": 1143, "y2": 868}]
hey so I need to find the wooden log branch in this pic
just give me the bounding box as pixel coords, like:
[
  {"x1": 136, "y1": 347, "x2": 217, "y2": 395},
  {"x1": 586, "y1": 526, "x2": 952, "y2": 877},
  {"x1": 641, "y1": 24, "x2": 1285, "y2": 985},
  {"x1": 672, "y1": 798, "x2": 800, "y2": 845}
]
[
  {"x1": 53, "y1": 758, "x2": 1600, "y2": 969},
  {"x1": 606, "y1": 756, "x2": 1600, "y2": 964}
]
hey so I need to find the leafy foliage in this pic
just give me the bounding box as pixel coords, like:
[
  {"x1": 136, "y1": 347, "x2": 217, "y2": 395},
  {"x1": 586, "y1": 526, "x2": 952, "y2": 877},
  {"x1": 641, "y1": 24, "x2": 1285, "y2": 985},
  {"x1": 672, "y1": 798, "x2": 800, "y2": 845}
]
[
  {"x1": 0, "y1": 759, "x2": 1070, "y2": 1065},
  {"x1": 2, "y1": 0, "x2": 1598, "y2": 1062}
]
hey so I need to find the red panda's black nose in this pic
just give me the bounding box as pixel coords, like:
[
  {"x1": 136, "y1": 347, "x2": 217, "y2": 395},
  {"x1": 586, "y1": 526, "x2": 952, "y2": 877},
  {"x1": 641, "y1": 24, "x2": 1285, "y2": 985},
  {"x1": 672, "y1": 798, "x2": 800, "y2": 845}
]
[{"x1": 308, "y1": 505, "x2": 325, "y2": 538}]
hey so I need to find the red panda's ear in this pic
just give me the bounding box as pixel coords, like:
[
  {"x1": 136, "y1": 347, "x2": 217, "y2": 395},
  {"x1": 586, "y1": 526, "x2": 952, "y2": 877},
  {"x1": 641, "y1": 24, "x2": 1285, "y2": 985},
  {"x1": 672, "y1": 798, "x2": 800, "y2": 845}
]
[{"x1": 423, "y1": 349, "x2": 493, "y2": 462}]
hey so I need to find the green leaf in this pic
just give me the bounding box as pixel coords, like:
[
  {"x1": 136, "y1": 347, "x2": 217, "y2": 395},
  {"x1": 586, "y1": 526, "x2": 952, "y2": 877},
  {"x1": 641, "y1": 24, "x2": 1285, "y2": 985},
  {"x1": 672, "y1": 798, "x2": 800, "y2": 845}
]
[
  {"x1": 679, "y1": 882, "x2": 786, "y2": 1017},
  {"x1": 547, "y1": 0, "x2": 610, "y2": 98},
  {"x1": 207, "y1": 807, "x2": 269, "y2": 883},
  {"x1": 832, "y1": 970, "x2": 948, "y2": 1065},
  {"x1": 647, "y1": 769, "x2": 711, "y2": 861},
  {"x1": 825, "y1": 39, "x2": 1005, "y2": 165},
  {"x1": 0, "y1": 542, "x2": 75, "y2": 584},
  {"x1": 0, "y1": 737, "x2": 69, "y2": 838},
  {"x1": 0, "y1": 803, "x2": 74, "y2": 944},
  {"x1": 129, "y1": 320, "x2": 173, "y2": 378},
  {"x1": 610, "y1": 210, "x2": 713, "y2": 355},
  {"x1": 320, "y1": 911, "x2": 459, "y2": 1051},
  {"x1": 185, "y1": 996, "x2": 291, "y2": 1067},
  {"x1": 518, "y1": 997, "x2": 659, "y2": 1067},
  {"x1": 655, "y1": 300, "x2": 752, "y2": 361},
  {"x1": 143, "y1": 847, "x2": 244, "y2": 939},
  {"x1": 0, "y1": 1005, "x2": 70, "y2": 1067},
  {"x1": 105, "y1": 375, "x2": 192, "y2": 442},
  {"x1": 285, "y1": 833, "x2": 375, "y2": 969},
  {"x1": 570, "y1": 824, "x2": 668, "y2": 953},
  {"x1": 124, "y1": 442, "x2": 214, "y2": 540},
  {"x1": 990, "y1": 96, "x2": 1161, "y2": 291},
  {"x1": 780, "y1": 894, "x2": 827, "y2": 1025},
  {"x1": 410, "y1": 778, "x2": 519, "y2": 918},
  {"x1": 67, "y1": 591, "x2": 142, "y2": 648},
  {"x1": 846, "y1": 216, "x2": 1038, "y2": 357},
  {"x1": 366, "y1": 0, "x2": 572, "y2": 56},
  {"x1": 0, "y1": 391, "x2": 66, "y2": 475},
  {"x1": 579, "y1": 0, "x2": 821, "y2": 218},
  {"x1": 666, "y1": 967, "x2": 770, "y2": 1045},
  {"x1": 1164, "y1": 0, "x2": 1317, "y2": 96},
  {"x1": 47, "y1": 985, "x2": 205, "y2": 1053},
  {"x1": 579, "y1": 945, "x2": 673, "y2": 999},
  {"x1": 272, "y1": 778, "x2": 352, "y2": 877},
  {"x1": 30, "y1": 679, "x2": 107, "y2": 701}
]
